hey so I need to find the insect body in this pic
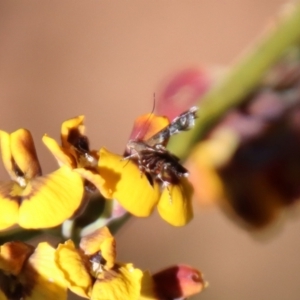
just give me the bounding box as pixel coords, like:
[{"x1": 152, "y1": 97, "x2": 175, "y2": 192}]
[
  {"x1": 125, "y1": 106, "x2": 198, "y2": 187},
  {"x1": 146, "y1": 106, "x2": 198, "y2": 146}
]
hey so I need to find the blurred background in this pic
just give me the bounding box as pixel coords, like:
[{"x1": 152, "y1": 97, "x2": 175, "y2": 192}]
[{"x1": 1, "y1": 1, "x2": 300, "y2": 299}]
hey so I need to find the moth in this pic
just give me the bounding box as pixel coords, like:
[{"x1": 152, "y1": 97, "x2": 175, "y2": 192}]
[{"x1": 124, "y1": 106, "x2": 198, "y2": 187}]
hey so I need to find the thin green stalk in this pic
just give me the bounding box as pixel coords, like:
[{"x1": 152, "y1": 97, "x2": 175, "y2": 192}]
[{"x1": 169, "y1": 3, "x2": 300, "y2": 159}]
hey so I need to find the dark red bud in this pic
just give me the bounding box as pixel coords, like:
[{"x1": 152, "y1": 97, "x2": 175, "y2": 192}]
[{"x1": 152, "y1": 264, "x2": 207, "y2": 299}]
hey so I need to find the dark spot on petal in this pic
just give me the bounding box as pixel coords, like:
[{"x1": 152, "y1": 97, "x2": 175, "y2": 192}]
[
  {"x1": 68, "y1": 129, "x2": 90, "y2": 153},
  {"x1": 0, "y1": 244, "x2": 37, "y2": 300},
  {"x1": 0, "y1": 181, "x2": 23, "y2": 204},
  {"x1": 1, "y1": 241, "x2": 34, "y2": 275},
  {"x1": 0, "y1": 180, "x2": 39, "y2": 205},
  {"x1": 0, "y1": 272, "x2": 24, "y2": 300},
  {"x1": 13, "y1": 162, "x2": 25, "y2": 178}
]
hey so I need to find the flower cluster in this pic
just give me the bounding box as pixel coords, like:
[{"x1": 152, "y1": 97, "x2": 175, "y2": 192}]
[
  {"x1": 0, "y1": 110, "x2": 194, "y2": 231},
  {"x1": 0, "y1": 109, "x2": 204, "y2": 299},
  {"x1": 99, "y1": 112, "x2": 194, "y2": 226},
  {"x1": 0, "y1": 226, "x2": 206, "y2": 300},
  {"x1": 0, "y1": 128, "x2": 84, "y2": 230}
]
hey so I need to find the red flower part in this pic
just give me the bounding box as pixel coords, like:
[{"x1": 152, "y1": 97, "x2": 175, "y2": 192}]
[
  {"x1": 152, "y1": 264, "x2": 207, "y2": 299},
  {"x1": 157, "y1": 68, "x2": 211, "y2": 119}
]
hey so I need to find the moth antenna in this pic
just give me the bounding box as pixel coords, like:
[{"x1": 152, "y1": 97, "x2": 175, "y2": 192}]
[
  {"x1": 122, "y1": 152, "x2": 131, "y2": 168},
  {"x1": 122, "y1": 144, "x2": 137, "y2": 167},
  {"x1": 134, "y1": 93, "x2": 157, "y2": 141},
  {"x1": 152, "y1": 92, "x2": 156, "y2": 114}
]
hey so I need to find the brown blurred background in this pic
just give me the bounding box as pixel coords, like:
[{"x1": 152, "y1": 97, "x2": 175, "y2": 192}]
[{"x1": 1, "y1": 1, "x2": 300, "y2": 299}]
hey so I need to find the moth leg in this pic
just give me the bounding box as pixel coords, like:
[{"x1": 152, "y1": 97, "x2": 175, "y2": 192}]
[
  {"x1": 121, "y1": 152, "x2": 139, "y2": 161},
  {"x1": 134, "y1": 157, "x2": 150, "y2": 179},
  {"x1": 164, "y1": 182, "x2": 172, "y2": 204},
  {"x1": 156, "y1": 173, "x2": 172, "y2": 203},
  {"x1": 153, "y1": 144, "x2": 167, "y2": 151},
  {"x1": 138, "y1": 162, "x2": 147, "y2": 177}
]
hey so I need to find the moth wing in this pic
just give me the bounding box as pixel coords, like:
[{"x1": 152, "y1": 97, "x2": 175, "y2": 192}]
[{"x1": 146, "y1": 106, "x2": 198, "y2": 146}]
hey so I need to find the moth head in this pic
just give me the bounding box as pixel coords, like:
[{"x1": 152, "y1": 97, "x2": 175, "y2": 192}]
[{"x1": 126, "y1": 140, "x2": 148, "y2": 156}]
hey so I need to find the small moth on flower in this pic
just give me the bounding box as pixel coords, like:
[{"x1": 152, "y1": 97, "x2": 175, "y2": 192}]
[
  {"x1": 98, "y1": 106, "x2": 197, "y2": 226},
  {"x1": 124, "y1": 106, "x2": 198, "y2": 188}
]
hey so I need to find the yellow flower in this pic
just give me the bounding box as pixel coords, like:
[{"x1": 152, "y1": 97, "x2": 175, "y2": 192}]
[
  {"x1": 98, "y1": 148, "x2": 161, "y2": 217},
  {"x1": 186, "y1": 129, "x2": 239, "y2": 207},
  {"x1": 0, "y1": 129, "x2": 84, "y2": 230},
  {"x1": 56, "y1": 226, "x2": 206, "y2": 300},
  {"x1": 0, "y1": 241, "x2": 67, "y2": 300},
  {"x1": 43, "y1": 116, "x2": 109, "y2": 198},
  {"x1": 157, "y1": 177, "x2": 193, "y2": 226},
  {"x1": 55, "y1": 226, "x2": 143, "y2": 300},
  {"x1": 98, "y1": 113, "x2": 193, "y2": 226}
]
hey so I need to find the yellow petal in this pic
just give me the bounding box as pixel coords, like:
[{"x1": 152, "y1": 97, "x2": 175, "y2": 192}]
[
  {"x1": 10, "y1": 129, "x2": 42, "y2": 179},
  {"x1": 0, "y1": 129, "x2": 42, "y2": 181},
  {"x1": 0, "y1": 241, "x2": 34, "y2": 276},
  {"x1": 80, "y1": 226, "x2": 113, "y2": 255},
  {"x1": 139, "y1": 271, "x2": 157, "y2": 300},
  {"x1": 91, "y1": 263, "x2": 143, "y2": 300},
  {"x1": 157, "y1": 179, "x2": 193, "y2": 226},
  {"x1": 0, "y1": 181, "x2": 19, "y2": 230},
  {"x1": 100, "y1": 237, "x2": 116, "y2": 270},
  {"x1": 187, "y1": 159, "x2": 224, "y2": 206},
  {"x1": 187, "y1": 130, "x2": 239, "y2": 206},
  {"x1": 75, "y1": 167, "x2": 110, "y2": 198},
  {"x1": 0, "y1": 290, "x2": 7, "y2": 300},
  {"x1": 18, "y1": 166, "x2": 84, "y2": 229},
  {"x1": 55, "y1": 240, "x2": 92, "y2": 299},
  {"x1": 98, "y1": 148, "x2": 160, "y2": 217},
  {"x1": 61, "y1": 115, "x2": 85, "y2": 148},
  {"x1": 19, "y1": 242, "x2": 67, "y2": 300},
  {"x1": 0, "y1": 130, "x2": 17, "y2": 181},
  {"x1": 42, "y1": 135, "x2": 76, "y2": 168},
  {"x1": 80, "y1": 227, "x2": 116, "y2": 269},
  {"x1": 129, "y1": 114, "x2": 169, "y2": 142}
]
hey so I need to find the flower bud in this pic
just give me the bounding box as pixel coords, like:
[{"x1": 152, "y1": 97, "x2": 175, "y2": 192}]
[{"x1": 152, "y1": 264, "x2": 207, "y2": 299}]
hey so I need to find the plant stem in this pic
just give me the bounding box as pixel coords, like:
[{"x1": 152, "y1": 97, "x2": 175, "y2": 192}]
[{"x1": 168, "y1": 3, "x2": 300, "y2": 159}]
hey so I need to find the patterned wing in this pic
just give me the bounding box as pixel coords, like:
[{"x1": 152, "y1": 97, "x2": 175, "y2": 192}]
[{"x1": 146, "y1": 106, "x2": 198, "y2": 146}]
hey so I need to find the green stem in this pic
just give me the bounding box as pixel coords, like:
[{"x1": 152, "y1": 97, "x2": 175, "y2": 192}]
[
  {"x1": 169, "y1": 3, "x2": 300, "y2": 159},
  {"x1": 0, "y1": 228, "x2": 43, "y2": 244}
]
